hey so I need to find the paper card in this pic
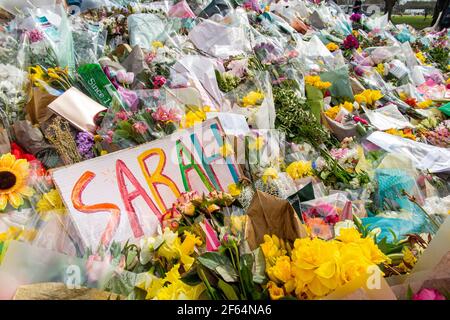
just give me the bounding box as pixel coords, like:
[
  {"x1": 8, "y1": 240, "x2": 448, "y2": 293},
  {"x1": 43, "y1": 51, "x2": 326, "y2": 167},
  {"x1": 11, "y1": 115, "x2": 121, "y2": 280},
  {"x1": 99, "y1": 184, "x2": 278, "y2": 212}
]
[
  {"x1": 52, "y1": 118, "x2": 241, "y2": 251},
  {"x1": 47, "y1": 87, "x2": 107, "y2": 133}
]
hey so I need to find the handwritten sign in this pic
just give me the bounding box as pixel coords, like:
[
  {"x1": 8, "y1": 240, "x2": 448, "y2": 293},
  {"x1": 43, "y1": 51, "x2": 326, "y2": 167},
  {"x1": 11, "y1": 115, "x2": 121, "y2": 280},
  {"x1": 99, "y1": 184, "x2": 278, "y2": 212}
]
[{"x1": 52, "y1": 118, "x2": 242, "y2": 251}]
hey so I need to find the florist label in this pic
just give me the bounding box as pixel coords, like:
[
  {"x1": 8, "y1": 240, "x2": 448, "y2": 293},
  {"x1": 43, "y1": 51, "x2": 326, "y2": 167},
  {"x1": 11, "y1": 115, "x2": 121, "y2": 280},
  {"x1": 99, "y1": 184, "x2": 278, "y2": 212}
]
[{"x1": 52, "y1": 118, "x2": 241, "y2": 250}]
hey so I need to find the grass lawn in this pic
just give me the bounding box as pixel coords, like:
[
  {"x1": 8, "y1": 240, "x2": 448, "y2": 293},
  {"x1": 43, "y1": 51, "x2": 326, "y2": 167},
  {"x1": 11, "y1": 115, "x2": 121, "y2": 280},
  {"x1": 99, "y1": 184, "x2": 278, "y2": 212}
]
[{"x1": 391, "y1": 15, "x2": 433, "y2": 30}]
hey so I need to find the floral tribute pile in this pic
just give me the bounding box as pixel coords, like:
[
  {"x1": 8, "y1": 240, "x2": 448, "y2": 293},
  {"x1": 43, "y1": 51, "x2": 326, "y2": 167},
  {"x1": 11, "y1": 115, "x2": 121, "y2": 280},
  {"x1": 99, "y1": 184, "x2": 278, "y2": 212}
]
[{"x1": 0, "y1": 0, "x2": 449, "y2": 300}]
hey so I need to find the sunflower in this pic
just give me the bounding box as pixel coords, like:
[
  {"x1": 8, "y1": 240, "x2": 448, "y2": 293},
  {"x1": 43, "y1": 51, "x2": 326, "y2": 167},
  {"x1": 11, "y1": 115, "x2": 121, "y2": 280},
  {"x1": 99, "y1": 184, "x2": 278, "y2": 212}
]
[{"x1": 0, "y1": 153, "x2": 34, "y2": 211}]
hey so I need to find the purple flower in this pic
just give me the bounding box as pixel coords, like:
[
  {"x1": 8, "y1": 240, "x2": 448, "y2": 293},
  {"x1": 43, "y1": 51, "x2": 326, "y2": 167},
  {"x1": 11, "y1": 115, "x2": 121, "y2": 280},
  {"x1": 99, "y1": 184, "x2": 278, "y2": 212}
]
[
  {"x1": 343, "y1": 35, "x2": 359, "y2": 50},
  {"x1": 350, "y1": 13, "x2": 362, "y2": 23},
  {"x1": 117, "y1": 86, "x2": 139, "y2": 111},
  {"x1": 76, "y1": 132, "x2": 95, "y2": 159}
]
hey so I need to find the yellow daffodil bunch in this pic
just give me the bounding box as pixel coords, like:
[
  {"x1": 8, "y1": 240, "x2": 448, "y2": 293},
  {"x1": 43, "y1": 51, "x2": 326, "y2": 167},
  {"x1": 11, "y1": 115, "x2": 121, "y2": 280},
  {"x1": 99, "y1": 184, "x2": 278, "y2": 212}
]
[
  {"x1": 285, "y1": 161, "x2": 314, "y2": 180},
  {"x1": 354, "y1": 89, "x2": 383, "y2": 107},
  {"x1": 324, "y1": 101, "x2": 354, "y2": 120},
  {"x1": 261, "y1": 229, "x2": 390, "y2": 300},
  {"x1": 241, "y1": 91, "x2": 265, "y2": 107},
  {"x1": 156, "y1": 228, "x2": 202, "y2": 271},
  {"x1": 152, "y1": 41, "x2": 164, "y2": 49},
  {"x1": 0, "y1": 226, "x2": 36, "y2": 242},
  {"x1": 261, "y1": 167, "x2": 279, "y2": 184},
  {"x1": 181, "y1": 106, "x2": 210, "y2": 128},
  {"x1": 305, "y1": 75, "x2": 332, "y2": 91},
  {"x1": 29, "y1": 65, "x2": 72, "y2": 90},
  {"x1": 415, "y1": 51, "x2": 427, "y2": 65},
  {"x1": 375, "y1": 63, "x2": 385, "y2": 75},
  {"x1": 141, "y1": 228, "x2": 202, "y2": 272},
  {"x1": 227, "y1": 183, "x2": 242, "y2": 197},
  {"x1": 326, "y1": 42, "x2": 339, "y2": 52},
  {"x1": 385, "y1": 128, "x2": 416, "y2": 141},
  {"x1": 416, "y1": 99, "x2": 433, "y2": 109},
  {"x1": 136, "y1": 264, "x2": 205, "y2": 300}
]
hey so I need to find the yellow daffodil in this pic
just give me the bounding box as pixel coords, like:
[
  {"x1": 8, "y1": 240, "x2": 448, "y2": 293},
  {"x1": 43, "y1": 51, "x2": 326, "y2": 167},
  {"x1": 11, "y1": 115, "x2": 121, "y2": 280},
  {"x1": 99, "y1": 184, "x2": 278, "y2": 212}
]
[
  {"x1": 267, "y1": 281, "x2": 285, "y2": 300},
  {"x1": 0, "y1": 153, "x2": 34, "y2": 211},
  {"x1": 249, "y1": 136, "x2": 264, "y2": 150},
  {"x1": 219, "y1": 143, "x2": 233, "y2": 158},
  {"x1": 385, "y1": 128, "x2": 416, "y2": 141},
  {"x1": 29, "y1": 65, "x2": 46, "y2": 87},
  {"x1": 262, "y1": 167, "x2": 278, "y2": 184},
  {"x1": 336, "y1": 228, "x2": 361, "y2": 243},
  {"x1": 260, "y1": 234, "x2": 286, "y2": 267},
  {"x1": 227, "y1": 183, "x2": 241, "y2": 197},
  {"x1": 179, "y1": 231, "x2": 202, "y2": 270},
  {"x1": 324, "y1": 105, "x2": 341, "y2": 120},
  {"x1": 416, "y1": 99, "x2": 433, "y2": 109},
  {"x1": 152, "y1": 41, "x2": 164, "y2": 49},
  {"x1": 100, "y1": 150, "x2": 108, "y2": 156},
  {"x1": 354, "y1": 89, "x2": 383, "y2": 107},
  {"x1": 285, "y1": 161, "x2": 313, "y2": 180},
  {"x1": 241, "y1": 91, "x2": 265, "y2": 107},
  {"x1": 36, "y1": 189, "x2": 65, "y2": 219},
  {"x1": 375, "y1": 63, "x2": 385, "y2": 75},
  {"x1": 304, "y1": 75, "x2": 331, "y2": 90},
  {"x1": 415, "y1": 51, "x2": 427, "y2": 64},
  {"x1": 267, "y1": 255, "x2": 293, "y2": 283},
  {"x1": 230, "y1": 215, "x2": 247, "y2": 235},
  {"x1": 181, "y1": 106, "x2": 209, "y2": 128},
  {"x1": 261, "y1": 228, "x2": 389, "y2": 299},
  {"x1": 326, "y1": 42, "x2": 339, "y2": 52},
  {"x1": 0, "y1": 226, "x2": 36, "y2": 242}
]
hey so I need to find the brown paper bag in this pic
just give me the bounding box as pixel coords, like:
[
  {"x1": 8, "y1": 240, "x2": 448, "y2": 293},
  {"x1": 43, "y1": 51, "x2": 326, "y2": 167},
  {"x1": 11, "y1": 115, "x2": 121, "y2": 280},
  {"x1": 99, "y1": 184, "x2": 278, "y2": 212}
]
[
  {"x1": 13, "y1": 282, "x2": 123, "y2": 300},
  {"x1": 0, "y1": 127, "x2": 10, "y2": 154},
  {"x1": 26, "y1": 88, "x2": 57, "y2": 125},
  {"x1": 245, "y1": 190, "x2": 307, "y2": 250},
  {"x1": 12, "y1": 120, "x2": 52, "y2": 155}
]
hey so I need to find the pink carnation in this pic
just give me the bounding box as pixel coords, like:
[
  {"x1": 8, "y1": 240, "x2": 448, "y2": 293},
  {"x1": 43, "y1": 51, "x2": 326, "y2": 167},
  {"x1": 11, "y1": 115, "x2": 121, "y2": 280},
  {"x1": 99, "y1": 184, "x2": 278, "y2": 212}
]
[{"x1": 153, "y1": 75, "x2": 167, "y2": 89}]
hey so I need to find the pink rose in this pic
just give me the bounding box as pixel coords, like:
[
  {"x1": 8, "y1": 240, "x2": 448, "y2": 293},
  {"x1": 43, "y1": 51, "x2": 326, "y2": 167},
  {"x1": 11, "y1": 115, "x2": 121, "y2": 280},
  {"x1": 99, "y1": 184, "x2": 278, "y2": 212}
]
[{"x1": 412, "y1": 288, "x2": 446, "y2": 300}]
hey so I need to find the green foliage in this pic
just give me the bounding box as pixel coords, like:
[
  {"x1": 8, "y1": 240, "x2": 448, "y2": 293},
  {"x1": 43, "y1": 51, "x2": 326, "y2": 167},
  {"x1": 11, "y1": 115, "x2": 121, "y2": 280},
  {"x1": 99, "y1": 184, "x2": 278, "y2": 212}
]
[
  {"x1": 273, "y1": 86, "x2": 331, "y2": 147},
  {"x1": 215, "y1": 70, "x2": 241, "y2": 93}
]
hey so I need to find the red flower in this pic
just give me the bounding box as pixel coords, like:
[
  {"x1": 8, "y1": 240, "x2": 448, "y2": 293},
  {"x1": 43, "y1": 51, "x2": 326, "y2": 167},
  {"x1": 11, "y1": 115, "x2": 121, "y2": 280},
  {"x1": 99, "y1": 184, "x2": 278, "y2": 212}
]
[
  {"x1": 404, "y1": 97, "x2": 417, "y2": 107},
  {"x1": 10, "y1": 142, "x2": 46, "y2": 175}
]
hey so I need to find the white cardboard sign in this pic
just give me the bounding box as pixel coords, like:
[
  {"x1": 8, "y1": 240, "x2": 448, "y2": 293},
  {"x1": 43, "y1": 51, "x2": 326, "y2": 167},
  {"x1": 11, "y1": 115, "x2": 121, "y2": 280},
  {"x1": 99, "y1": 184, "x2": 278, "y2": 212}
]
[{"x1": 52, "y1": 118, "x2": 242, "y2": 250}]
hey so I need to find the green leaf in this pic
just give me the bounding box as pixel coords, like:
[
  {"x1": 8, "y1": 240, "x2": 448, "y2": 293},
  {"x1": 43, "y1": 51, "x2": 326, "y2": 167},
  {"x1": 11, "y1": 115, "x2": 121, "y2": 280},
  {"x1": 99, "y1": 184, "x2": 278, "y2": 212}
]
[
  {"x1": 406, "y1": 285, "x2": 413, "y2": 300},
  {"x1": 180, "y1": 265, "x2": 202, "y2": 286},
  {"x1": 252, "y1": 248, "x2": 267, "y2": 284},
  {"x1": 114, "y1": 129, "x2": 130, "y2": 139},
  {"x1": 218, "y1": 279, "x2": 239, "y2": 300},
  {"x1": 197, "y1": 252, "x2": 238, "y2": 282}
]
